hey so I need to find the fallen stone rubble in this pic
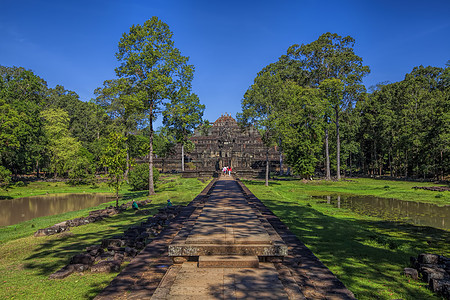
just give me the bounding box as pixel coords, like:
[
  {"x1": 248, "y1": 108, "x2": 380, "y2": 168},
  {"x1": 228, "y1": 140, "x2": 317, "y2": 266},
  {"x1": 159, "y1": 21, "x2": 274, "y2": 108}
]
[
  {"x1": 412, "y1": 186, "x2": 450, "y2": 192},
  {"x1": 49, "y1": 205, "x2": 183, "y2": 279},
  {"x1": 404, "y1": 253, "x2": 450, "y2": 299},
  {"x1": 34, "y1": 199, "x2": 152, "y2": 237}
]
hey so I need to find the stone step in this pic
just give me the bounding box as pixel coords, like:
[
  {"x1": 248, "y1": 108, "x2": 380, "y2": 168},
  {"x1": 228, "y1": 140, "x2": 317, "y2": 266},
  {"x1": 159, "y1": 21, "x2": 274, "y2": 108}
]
[
  {"x1": 198, "y1": 255, "x2": 259, "y2": 268},
  {"x1": 169, "y1": 242, "x2": 288, "y2": 257}
]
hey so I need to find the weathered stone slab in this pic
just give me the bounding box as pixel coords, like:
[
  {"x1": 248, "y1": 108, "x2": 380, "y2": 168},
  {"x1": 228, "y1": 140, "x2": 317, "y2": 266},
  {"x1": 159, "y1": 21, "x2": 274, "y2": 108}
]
[
  {"x1": 169, "y1": 243, "x2": 287, "y2": 257},
  {"x1": 198, "y1": 255, "x2": 259, "y2": 268}
]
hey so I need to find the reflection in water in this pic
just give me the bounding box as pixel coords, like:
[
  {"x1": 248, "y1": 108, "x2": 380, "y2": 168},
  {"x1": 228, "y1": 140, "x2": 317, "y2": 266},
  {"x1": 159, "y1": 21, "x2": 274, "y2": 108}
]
[
  {"x1": 0, "y1": 193, "x2": 114, "y2": 226},
  {"x1": 313, "y1": 195, "x2": 450, "y2": 230}
]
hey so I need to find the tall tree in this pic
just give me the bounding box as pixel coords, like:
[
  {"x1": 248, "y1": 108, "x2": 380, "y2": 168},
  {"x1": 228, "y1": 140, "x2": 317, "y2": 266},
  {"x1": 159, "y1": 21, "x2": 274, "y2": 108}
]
[
  {"x1": 289, "y1": 33, "x2": 370, "y2": 179},
  {"x1": 115, "y1": 17, "x2": 194, "y2": 195},
  {"x1": 40, "y1": 108, "x2": 81, "y2": 178},
  {"x1": 95, "y1": 78, "x2": 144, "y2": 178},
  {"x1": 276, "y1": 82, "x2": 324, "y2": 178},
  {"x1": 239, "y1": 72, "x2": 285, "y2": 186},
  {"x1": 0, "y1": 66, "x2": 48, "y2": 176},
  {"x1": 163, "y1": 89, "x2": 204, "y2": 171},
  {"x1": 101, "y1": 132, "x2": 128, "y2": 208},
  {"x1": 320, "y1": 78, "x2": 345, "y2": 179}
]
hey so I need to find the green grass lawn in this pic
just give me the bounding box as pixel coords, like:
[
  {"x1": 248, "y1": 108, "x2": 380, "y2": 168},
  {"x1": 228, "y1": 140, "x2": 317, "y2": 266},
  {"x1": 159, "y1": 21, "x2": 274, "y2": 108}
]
[
  {"x1": 0, "y1": 180, "x2": 114, "y2": 200},
  {"x1": 0, "y1": 175, "x2": 210, "y2": 300},
  {"x1": 244, "y1": 177, "x2": 450, "y2": 300},
  {"x1": 270, "y1": 177, "x2": 450, "y2": 205}
]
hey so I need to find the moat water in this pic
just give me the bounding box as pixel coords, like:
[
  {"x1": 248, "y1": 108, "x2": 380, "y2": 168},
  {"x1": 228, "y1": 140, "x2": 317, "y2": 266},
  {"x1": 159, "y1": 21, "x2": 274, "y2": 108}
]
[
  {"x1": 0, "y1": 193, "x2": 114, "y2": 226},
  {"x1": 313, "y1": 195, "x2": 450, "y2": 230}
]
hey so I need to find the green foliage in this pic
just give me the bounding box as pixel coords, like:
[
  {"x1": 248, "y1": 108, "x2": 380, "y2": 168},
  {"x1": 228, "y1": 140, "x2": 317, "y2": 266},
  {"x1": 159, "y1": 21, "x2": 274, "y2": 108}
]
[
  {"x1": 67, "y1": 147, "x2": 96, "y2": 185},
  {"x1": 114, "y1": 16, "x2": 195, "y2": 195},
  {"x1": 100, "y1": 132, "x2": 128, "y2": 207},
  {"x1": 48, "y1": 86, "x2": 111, "y2": 150},
  {"x1": 128, "y1": 163, "x2": 160, "y2": 191},
  {"x1": 0, "y1": 66, "x2": 47, "y2": 175},
  {"x1": 163, "y1": 89, "x2": 205, "y2": 143},
  {"x1": 239, "y1": 71, "x2": 287, "y2": 185},
  {"x1": 185, "y1": 162, "x2": 196, "y2": 170},
  {"x1": 197, "y1": 119, "x2": 212, "y2": 136},
  {"x1": 163, "y1": 88, "x2": 205, "y2": 170},
  {"x1": 276, "y1": 84, "x2": 324, "y2": 177},
  {"x1": 128, "y1": 134, "x2": 149, "y2": 158},
  {"x1": 40, "y1": 108, "x2": 81, "y2": 177},
  {"x1": 153, "y1": 127, "x2": 176, "y2": 158},
  {"x1": 0, "y1": 165, "x2": 12, "y2": 189},
  {"x1": 358, "y1": 65, "x2": 449, "y2": 178}
]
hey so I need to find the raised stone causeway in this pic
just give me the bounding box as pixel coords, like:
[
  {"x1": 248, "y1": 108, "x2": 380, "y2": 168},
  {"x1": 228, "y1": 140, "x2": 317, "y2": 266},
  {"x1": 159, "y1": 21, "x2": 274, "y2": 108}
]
[{"x1": 95, "y1": 177, "x2": 356, "y2": 299}]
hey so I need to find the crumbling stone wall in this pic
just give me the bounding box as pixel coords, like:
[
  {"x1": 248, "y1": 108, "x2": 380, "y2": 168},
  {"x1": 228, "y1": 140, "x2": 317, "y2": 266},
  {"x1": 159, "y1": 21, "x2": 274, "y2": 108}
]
[{"x1": 49, "y1": 205, "x2": 183, "y2": 279}]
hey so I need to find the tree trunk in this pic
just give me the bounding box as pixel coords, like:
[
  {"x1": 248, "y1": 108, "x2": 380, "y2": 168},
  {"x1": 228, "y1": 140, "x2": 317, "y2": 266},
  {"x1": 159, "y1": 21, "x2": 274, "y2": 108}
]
[
  {"x1": 148, "y1": 109, "x2": 155, "y2": 195},
  {"x1": 335, "y1": 107, "x2": 341, "y2": 180},
  {"x1": 405, "y1": 150, "x2": 408, "y2": 178},
  {"x1": 125, "y1": 132, "x2": 130, "y2": 181},
  {"x1": 115, "y1": 177, "x2": 119, "y2": 209},
  {"x1": 279, "y1": 138, "x2": 283, "y2": 176},
  {"x1": 389, "y1": 149, "x2": 392, "y2": 177},
  {"x1": 325, "y1": 128, "x2": 331, "y2": 180},
  {"x1": 36, "y1": 159, "x2": 40, "y2": 178},
  {"x1": 349, "y1": 152, "x2": 352, "y2": 177},
  {"x1": 181, "y1": 143, "x2": 185, "y2": 172},
  {"x1": 265, "y1": 147, "x2": 269, "y2": 187}
]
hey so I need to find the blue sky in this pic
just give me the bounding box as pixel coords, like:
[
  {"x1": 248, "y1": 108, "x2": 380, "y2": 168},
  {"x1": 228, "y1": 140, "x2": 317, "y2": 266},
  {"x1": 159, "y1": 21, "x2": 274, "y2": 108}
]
[{"x1": 1, "y1": 0, "x2": 449, "y2": 125}]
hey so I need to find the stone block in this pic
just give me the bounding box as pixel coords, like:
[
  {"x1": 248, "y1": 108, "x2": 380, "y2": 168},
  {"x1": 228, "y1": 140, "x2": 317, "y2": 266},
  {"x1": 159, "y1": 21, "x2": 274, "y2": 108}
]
[
  {"x1": 430, "y1": 278, "x2": 450, "y2": 295},
  {"x1": 70, "y1": 253, "x2": 94, "y2": 265},
  {"x1": 198, "y1": 255, "x2": 259, "y2": 268},
  {"x1": 404, "y1": 267, "x2": 419, "y2": 280},
  {"x1": 72, "y1": 264, "x2": 90, "y2": 272},
  {"x1": 173, "y1": 257, "x2": 188, "y2": 264},
  {"x1": 419, "y1": 253, "x2": 440, "y2": 264},
  {"x1": 101, "y1": 238, "x2": 126, "y2": 248},
  {"x1": 86, "y1": 245, "x2": 104, "y2": 257},
  {"x1": 49, "y1": 266, "x2": 74, "y2": 279},
  {"x1": 124, "y1": 247, "x2": 138, "y2": 258},
  {"x1": 91, "y1": 260, "x2": 121, "y2": 273},
  {"x1": 420, "y1": 266, "x2": 447, "y2": 283}
]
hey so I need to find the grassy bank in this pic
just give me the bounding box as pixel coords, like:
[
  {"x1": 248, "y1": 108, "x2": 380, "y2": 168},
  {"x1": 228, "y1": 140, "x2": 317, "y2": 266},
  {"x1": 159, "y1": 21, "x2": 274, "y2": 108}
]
[
  {"x1": 0, "y1": 181, "x2": 114, "y2": 200},
  {"x1": 271, "y1": 177, "x2": 450, "y2": 205},
  {"x1": 244, "y1": 178, "x2": 450, "y2": 300},
  {"x1": 0, "y1": 175, "x2": 210, "y2": 299}
]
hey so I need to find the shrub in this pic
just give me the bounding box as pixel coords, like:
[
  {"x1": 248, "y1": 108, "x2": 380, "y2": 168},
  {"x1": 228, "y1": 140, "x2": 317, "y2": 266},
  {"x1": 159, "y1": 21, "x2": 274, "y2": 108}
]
[
  {"x1": 14, "y1": 181, "x2": 25, "y2": 187},
  {"x1": 185, "y1": 162, "x2": 196, "y2": 170},
  {"x1": 129, "y1": 164, "x2": 160, "y2": 191},
  {"x1": 67, "y1": 147, "x2": 96, "y2": 185},
  {"x1": 0, "y1": 166, "x2": 12, "y2": 189}
]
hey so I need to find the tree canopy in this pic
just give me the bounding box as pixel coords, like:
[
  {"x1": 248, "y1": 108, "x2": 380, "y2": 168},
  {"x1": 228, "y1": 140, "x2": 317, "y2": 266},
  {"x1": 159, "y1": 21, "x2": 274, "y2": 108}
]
[{"x1": 114, "y1": 16, "x2": 195, "y2": 195}]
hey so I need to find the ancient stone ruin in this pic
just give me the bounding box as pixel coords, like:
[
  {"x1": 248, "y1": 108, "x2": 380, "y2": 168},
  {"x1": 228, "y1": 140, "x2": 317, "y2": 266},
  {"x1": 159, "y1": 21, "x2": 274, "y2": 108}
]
[
  {"x1": 49, "y1": 205, "x2": 183, "y2": 279},
  {"x1": 405, "y1": 253, "x2": 450, "y2": 299},
  {"x1": 153, "y1": 113, "x2": 283, "y2": 178},
  {"x1": 34, "y1": 199, "x2": 152, "y2": 237}
]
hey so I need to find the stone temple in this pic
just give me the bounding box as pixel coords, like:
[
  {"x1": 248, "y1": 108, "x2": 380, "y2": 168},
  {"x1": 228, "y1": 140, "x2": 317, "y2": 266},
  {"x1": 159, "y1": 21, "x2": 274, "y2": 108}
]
[{"x1": 154, "y1": 114, "x2": 282, "y2": 178}]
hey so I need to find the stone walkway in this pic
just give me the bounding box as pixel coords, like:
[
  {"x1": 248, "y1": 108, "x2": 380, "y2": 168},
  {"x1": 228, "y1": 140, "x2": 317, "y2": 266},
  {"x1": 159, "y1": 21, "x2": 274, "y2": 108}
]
[
  {"x1": 154, "y1": 176, "x2": 291, "y2": 299},
  {"x1": 96, "y1": 176, "x2": 355, "y2": 300},
  {"x1": 168, "y1": 176, "x2": 287, "y2": 258}
]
